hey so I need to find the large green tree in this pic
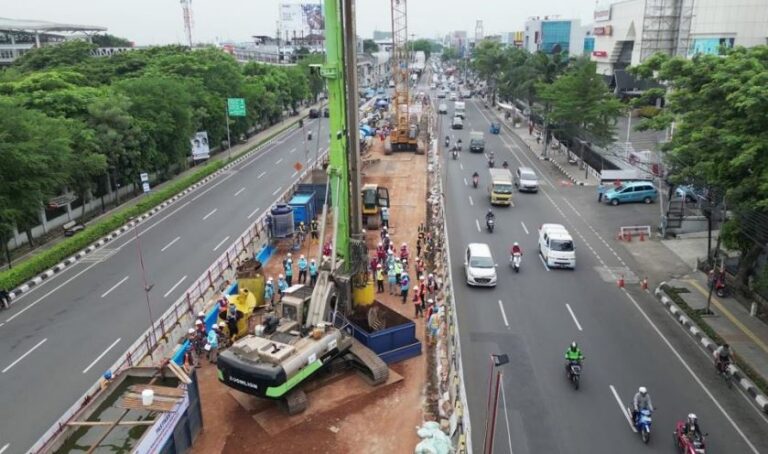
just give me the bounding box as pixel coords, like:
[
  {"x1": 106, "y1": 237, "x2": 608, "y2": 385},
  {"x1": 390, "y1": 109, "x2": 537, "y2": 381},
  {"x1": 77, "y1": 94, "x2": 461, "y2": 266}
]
[
  {"x1": 363, "y1": 39, "x2": 379, "y2": 54},
  {"x1": 537, "y1": 58, "x2": 625, "y2": 146},
  {"x1": 411, "y1": 39, "x2": 435, "y2": 60},
  {"x1": 633, "y1": 47, "x2": 768, "y2": 289},
  {"x1": 472, "y1": 40, "x2": 507, "y2": 104},
  {"x1": 11, "y1": 40, "x2": 96, "y2": 72}
]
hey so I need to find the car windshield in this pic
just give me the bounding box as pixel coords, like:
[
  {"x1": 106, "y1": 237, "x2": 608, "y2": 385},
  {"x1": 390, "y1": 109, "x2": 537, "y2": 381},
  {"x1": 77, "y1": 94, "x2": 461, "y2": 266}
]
[
  {"x1": 493, "y1": 184, "x2": 513, "y2": 194},
  {"x1": 521, "y1": 172, "x2": 537, "y2": 181},
  {"x1": 470, "y1": 256, "x2": 494, "y2": 268},
  {"x1": 550, "y1": 240, "x2": 574, "y2": 252},
  {"x1": 613, "y1": 185, "x2": 626, "y2": 192}
]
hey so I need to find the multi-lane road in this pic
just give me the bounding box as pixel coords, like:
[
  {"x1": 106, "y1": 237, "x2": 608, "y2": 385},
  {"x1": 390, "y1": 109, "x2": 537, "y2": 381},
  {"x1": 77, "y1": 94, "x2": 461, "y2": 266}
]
[
  {"x1": 440, "y1": 96, "x2": 768, "y2": 452},
  {"x1": 0, "y1": 118, "x2": 329, "y2": 452}
]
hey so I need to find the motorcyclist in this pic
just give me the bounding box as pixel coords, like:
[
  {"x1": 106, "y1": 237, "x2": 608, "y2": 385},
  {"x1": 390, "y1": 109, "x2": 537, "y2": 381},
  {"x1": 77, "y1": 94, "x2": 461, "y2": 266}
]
[
  {"x1": 564, "y1": 341, "x2": 583, "y2": 372},
  {"x1": 510, "y1": 242, "x2": 522, "y2": 256},
  {"x1": 307, "y1": 131, "x2": 313, "y2": 141},
  {"x1": 632, "y1": 387, "x2": 654, "y2": 423},
  {"x1": 502, "y1": 161, "x2": 509, "y2": 169},
  {"x1": 714, "y1": 343, "x2": 731, "y2": 373},
  {"x1": 485, "y1": 209, "x2": 495, "y2": 229},
  {"x1": 445, "y1": 135, "x2": 450, "y2": 147},
  {"x1": 683, "y1": 413, "x2": 703, "y2": 441},
  {"x1": 472, "y1": 171, "x2": 479, "y2": 187},
  {"x1": 457, "y1": 138, "x2": 462, "y2": 149}
]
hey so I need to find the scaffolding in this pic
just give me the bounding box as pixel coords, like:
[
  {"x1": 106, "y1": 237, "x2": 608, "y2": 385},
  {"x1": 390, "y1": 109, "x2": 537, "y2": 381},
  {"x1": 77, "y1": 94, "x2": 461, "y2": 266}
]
[{"x1": 640, "y1": 0, "x2": 687, "y2": 61}]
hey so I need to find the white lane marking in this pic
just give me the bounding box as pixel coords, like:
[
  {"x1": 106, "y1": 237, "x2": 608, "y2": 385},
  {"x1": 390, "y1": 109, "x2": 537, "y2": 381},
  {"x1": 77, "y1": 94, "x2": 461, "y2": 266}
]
[
  {"x1": 468, "y1": 195, "x2": 474, "y2": 206},
  {"x1": 520, "y1": 221, "x2": 529, "y2": 235},
  {"x1": 257, "y1": 171, "x2": 266, "y2": 179},
  {"x1": 500, "y1": 378, "x2": 515, "y2": 454},
  {"x1": 272, "y1": 186, "x2": 283, "y2": 196},
  {"x1": 160, "y1": 236, "x2": 181, "y2": 252},
  {"x1": 290, "y1": 170, "x2": 298, "y2": 178},
  {"x1": 565, "y1": 303, "x2": 583, "y2": 331},
  {"x1": 275, "y1": 158, "x2": 284, "y2": 165},
  {"x1": 82, "y1": 338, "x2": 121, "y2": 374},
  {"x1": 163, "y1": 275, "x2": 188, "y2": 298},
  {"x1": 234, "y1": 187, "x2": 246, "y2": 197},
  {"x1": 609, "y1": 385, "x2": 635, "y2": 431},
  {"x1": 247, "y1": 207, "x2": 261, "y2": 219},
  {"x1": 0, "y1": 443, "x2": 8, "y2": 454},
  {"x1": 620, "y1": 288, "x2": 760, "y2": 453},
  {"x1": 100, "y1": 276, "x2": 129, "y2": 298},
  {"x1": 2, "y1": 338, "x2": 47, "y2": 373},
  {"x1": 498, "y1": 300, "x2": 509, "y2": 327},
  {"x1": 463, "y1": 177, "x2": 468, "y2": 186},
  {"x1": 538, "y1": 254, "x2": 550, "y2": 271},
  {"x1": 289, "y1": 147, "x2": 296, "y2": 154},
  {"x1": 475, "y1": 219, "x2": 481, "y2": 233},
  {"x1": 202, "y1": 208, "x2": 217, "y2": 220},
  {"x1": 213, "y1": 236, "x2": 230, "y2": 252},
  {"x1": 459, "y1": 163, "x2": 464, "y2": 171}
]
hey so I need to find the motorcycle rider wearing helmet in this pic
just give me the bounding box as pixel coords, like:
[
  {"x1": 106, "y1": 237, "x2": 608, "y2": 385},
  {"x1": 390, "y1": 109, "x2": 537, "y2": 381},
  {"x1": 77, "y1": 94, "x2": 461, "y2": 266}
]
[
  {"x1": 564, "y1": 341, "x2": 583, "y2": 371},
  {"x1": 632, "y1": 387, "x2": 654, "y2": 423},
  {"x1": 457, "y1": 138, "x2": 462, "y2": 148},
  {"x1": 714, "y1": 343, "x2": 731, "y2": 372},
  {"x1": 683, "y1": 413, "x2": 703, "y2": 441},
  {"x1": 472, "y1": 171, "x2": 480, "y2": 187},
  {"x1": 510, "y1": 242, "x2": 522, "y2": 256},
  {"x1": 502, "y1": 161, "x2": 509, "y2": 169},
  {"x1": 485, "y1": 208, "x2": 495, "y2": 223}
]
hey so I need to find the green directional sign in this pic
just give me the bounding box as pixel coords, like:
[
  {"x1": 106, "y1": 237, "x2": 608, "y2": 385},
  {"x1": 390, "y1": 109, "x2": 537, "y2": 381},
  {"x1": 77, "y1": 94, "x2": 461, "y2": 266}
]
[{"x1": 227, "y1": 98, "x2": 246, "y2": 117}]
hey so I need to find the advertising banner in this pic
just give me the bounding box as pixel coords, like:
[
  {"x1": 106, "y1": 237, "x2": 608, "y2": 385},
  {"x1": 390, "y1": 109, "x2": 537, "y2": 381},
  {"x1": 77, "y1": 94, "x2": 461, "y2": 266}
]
[
  {"x1": 190, "y1": 131, "x2": 210, "y2": 161},
  {"x1": 280, "y1": 2, "x2": 324, "y2": 37}
]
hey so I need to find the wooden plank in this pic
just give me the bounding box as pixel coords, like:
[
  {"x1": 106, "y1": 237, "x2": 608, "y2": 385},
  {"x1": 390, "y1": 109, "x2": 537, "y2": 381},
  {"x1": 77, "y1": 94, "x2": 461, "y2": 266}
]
[
  {"x1": 119, "y1": 396, "x2": 178, "y2": 412},
  {"x1": 128, "y1": 384, "x2": 185, "y2": 398}
]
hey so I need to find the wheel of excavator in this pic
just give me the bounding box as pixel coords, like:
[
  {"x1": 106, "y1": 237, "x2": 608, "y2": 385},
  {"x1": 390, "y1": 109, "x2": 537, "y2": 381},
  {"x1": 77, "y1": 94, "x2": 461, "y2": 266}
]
[{"x1": 281, "y1": 389, "x2": 308, "y2": 415}]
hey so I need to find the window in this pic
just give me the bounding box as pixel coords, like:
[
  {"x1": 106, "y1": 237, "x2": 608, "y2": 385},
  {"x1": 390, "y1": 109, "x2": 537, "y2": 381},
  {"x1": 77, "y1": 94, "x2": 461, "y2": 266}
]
[
  {"x1": 469, "y1": 256, "x2": 494, "y2": 268},
  {"x1": 550, "y1": 240, "x2": 574, "y2": 252}
]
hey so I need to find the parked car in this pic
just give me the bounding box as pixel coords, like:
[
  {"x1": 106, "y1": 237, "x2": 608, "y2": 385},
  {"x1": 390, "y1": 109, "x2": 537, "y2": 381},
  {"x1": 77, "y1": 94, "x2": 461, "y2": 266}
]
[
  {"x1": 437, "y1": 91, "x2": 446, "y2": 99},
  {"x1": 308, "y1": 108, "x2": 320, "y2": 119},
  {"x1": 452, "y1": 116, "x2": 464, "y2": 129},
  {"x1": 464, "y1": 243, "x2": 497, "y2": 287},
  {"x1": 514, "y1": 167, "x2": 539, "y2": 192},
  {"x1": 438, "y1": 103, "x2": 448, "y2": 114},
  {"x1": 675, "y1": 185, "x2": 706, "y2": 203},
  {"x1": 604, "y1": 181, "x2": 658, "y2": 205}
]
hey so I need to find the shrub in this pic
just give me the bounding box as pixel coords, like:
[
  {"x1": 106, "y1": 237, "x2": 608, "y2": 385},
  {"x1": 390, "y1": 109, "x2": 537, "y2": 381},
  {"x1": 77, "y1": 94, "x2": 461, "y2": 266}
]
[{"x1": 637, "y1": 106, "x2": 661, "y2": 118}]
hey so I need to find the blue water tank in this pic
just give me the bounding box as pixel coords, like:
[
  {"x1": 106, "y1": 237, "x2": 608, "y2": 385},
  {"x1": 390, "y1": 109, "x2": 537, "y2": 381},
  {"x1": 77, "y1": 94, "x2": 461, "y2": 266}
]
[
  {"x1": 269, "y1": 204, "x2": 294, "y2": 238},
  {"x1": 288, "y1": 192, "x2": 316, "y2": 226}
]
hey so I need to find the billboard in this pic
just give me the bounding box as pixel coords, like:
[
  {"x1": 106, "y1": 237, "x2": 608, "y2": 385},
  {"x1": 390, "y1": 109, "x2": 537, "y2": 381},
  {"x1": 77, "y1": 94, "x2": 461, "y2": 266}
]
[
  {"x1": 190, "y1": 131, "x2": 210, "y2": 161},
  {"x1": 280, "y1": 2, "x2": 324, "y2": 37}
]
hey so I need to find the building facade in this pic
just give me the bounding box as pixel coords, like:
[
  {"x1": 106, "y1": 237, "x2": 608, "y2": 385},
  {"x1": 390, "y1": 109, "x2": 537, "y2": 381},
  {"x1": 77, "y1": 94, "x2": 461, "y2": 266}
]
[
  {"x1": 591, "y1": 0, "x2": 768, "y2": 77},
  {"x1": 523, "y1": 16, "x2": 590, "y2": 56}
]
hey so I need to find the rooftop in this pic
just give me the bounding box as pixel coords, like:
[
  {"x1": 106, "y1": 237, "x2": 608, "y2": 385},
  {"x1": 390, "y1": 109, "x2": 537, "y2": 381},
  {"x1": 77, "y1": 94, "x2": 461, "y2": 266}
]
[{"x1": 0, "y1": 17, "x2": 106, "y2": 34}]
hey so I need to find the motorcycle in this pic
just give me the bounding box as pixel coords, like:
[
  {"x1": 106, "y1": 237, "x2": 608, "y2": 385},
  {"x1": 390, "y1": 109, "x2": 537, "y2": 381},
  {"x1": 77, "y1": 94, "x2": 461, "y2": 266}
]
[
  {"x1": 674, "y1": 421, "x2": 707, "y2": 454},
  {"x1": 472, "y1": 175, "x2": 479, "y2": 188},
  {"x1": 510, "y1": 252, "x2": 522, "y2": 273},
  {"x1": 445, "y1": 138, "x2": 450, "y2": 147},
  {"x1": 715, "y1": 358, "x2": 733, "y2": 389},
  {"x1": 452, "y1": 149, "x2": 458, "y2": 160},
  {"x1": 565, "y1": 360, "x2": 581, "y2": 390},
  {"x1": 486, "y1": 218, "x2": 495, "y2": 233},
  {"x1": 629, "y1": 408, "x2": 653, "y2": 444},
  {"x1": 488, "y1": 158, "x2": 495, "y2": 168}
]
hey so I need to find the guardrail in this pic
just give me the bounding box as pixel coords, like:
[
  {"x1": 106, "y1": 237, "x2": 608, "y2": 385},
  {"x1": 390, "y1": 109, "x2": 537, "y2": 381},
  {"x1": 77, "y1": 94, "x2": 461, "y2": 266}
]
[
  {"x1": 426, "y1": 112, "x2": 472, "y2": 452},
  {"x1": 30, "y1": 145, "x2": 329, "y2": 453}
]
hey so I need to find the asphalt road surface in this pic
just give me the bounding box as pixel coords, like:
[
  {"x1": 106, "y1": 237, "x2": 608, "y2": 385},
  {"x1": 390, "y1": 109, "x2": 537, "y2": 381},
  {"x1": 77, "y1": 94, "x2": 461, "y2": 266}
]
[
  {"x1": 439, "y1": 96, "x2": 768, "y2": 453},
  {"x1": 0, "y1": 118, "x2": 330, "y2": 453}
]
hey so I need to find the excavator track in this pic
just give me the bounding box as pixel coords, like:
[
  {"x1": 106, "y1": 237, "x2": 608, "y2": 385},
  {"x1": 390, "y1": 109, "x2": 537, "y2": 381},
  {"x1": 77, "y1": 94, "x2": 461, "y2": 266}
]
[
  {"x1": 281, "y1": 389, "x2": 308, "y2": 415},
  {"x1": 346, "y1": 338, "x2": 389, "y2": 386}
]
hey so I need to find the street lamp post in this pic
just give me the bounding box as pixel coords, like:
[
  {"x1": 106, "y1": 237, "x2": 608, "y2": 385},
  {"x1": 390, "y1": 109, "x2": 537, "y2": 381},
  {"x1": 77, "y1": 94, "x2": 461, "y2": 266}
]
[{"x1": 483, "y1": 353, "x2": 509, "y2": 454}]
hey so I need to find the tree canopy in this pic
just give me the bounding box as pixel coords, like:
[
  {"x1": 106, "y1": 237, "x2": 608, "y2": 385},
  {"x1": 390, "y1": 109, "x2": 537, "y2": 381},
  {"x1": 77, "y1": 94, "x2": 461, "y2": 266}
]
[
  {"x1": 363, "y1": 39, "x2": 379, "y2": 54},
  {"x1": 632, "y1": 46, "x2": 768, "y2": 288}
]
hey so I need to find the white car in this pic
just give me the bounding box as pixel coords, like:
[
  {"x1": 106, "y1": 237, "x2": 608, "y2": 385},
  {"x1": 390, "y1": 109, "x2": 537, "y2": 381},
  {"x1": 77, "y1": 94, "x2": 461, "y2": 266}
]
[
  {"x1": 465, "y1": 243, "x2": 497, "y2": 287},
  {"x1": 451, "y1": 116, "x2": 464, "y2": 129},
  {"x1": 449, "y1": 92, "x2": 458, "y2": 101},
  {"x1": 538, "y1": 224, "x2": 576, "y2": 269},
  {"x1": 438, "y1": 103, "x2": 448, "y2": 114}
]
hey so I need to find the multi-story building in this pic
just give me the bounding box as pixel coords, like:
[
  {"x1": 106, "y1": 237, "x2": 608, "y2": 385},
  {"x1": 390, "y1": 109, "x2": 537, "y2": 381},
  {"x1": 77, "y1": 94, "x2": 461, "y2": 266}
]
[
  {"x1": 591, "y1": 0, "x2": 768, "y2": 78},
  {"x1": 0, "y1": 17, "x2": 107, "y2": 66},
  {"x1": 500, "y1": 31, "x2": 525, "y2": 48},
  {"x1": 523, "y1": 16, "x2": 590, "y2": 56}
]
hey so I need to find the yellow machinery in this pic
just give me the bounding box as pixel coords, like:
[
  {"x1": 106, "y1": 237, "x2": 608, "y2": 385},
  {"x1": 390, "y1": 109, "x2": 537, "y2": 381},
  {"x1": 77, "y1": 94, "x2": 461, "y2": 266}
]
[
  {"x1": 235, "y1": 258, "x2": 266, "y2": 307},
  {"x1": 361, "y1": 183, "x2": 390, "y2": 230}
]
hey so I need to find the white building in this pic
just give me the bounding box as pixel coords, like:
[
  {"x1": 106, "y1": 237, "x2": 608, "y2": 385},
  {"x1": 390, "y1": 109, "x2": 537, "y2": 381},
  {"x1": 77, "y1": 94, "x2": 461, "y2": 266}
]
[
  {"x1": 523, "y1": 16, "x2": 590, "y2": 56},
  {"x1": 591, "y1": 0, "x2": 768, "y2": 78}
]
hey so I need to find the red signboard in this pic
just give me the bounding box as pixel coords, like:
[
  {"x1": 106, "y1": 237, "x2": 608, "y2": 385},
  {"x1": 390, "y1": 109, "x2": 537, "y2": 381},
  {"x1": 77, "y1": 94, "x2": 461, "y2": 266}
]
[
  {"x1": 592, "y1": 51, "x2": 608, "y2": 58},
  {"x1": 593, "y1": 26, "x2": 613, "y2": 36}
]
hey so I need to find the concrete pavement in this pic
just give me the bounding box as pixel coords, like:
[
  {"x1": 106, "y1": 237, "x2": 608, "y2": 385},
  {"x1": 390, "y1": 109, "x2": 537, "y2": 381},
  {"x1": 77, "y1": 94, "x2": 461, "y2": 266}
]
[
  {"x1": 0, "y1": 115, "x2": 330, "y2": 453},
  {"x1": 438, "y1": 94, "x2": 768, "y2": 453}
]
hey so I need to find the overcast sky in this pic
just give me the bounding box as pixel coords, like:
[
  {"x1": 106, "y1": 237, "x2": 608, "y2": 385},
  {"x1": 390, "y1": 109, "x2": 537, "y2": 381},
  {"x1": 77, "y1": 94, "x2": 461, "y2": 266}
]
[{"x1": 5, "y1": 0, "x2": 598, "y2": 45}]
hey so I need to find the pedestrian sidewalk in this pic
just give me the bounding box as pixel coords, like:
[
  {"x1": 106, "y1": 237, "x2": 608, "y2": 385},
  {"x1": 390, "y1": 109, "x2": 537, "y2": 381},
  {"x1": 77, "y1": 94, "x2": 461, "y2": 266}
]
[
  {"x1": 485, "y1": 106, "x2": 600, "y2": 186},
  {"x1": 1, "y1": 104, "x2": 319, "y2": 271},
  {"x1": 658, "y1": 272, "x2": 768, "y2": 410}
]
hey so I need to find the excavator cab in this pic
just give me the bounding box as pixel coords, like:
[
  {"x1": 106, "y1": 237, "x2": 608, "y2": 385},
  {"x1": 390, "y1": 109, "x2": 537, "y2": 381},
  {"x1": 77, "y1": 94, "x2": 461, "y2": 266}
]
[{"x1": 361, "y1": 184, "x2": 390, "y2": 229}]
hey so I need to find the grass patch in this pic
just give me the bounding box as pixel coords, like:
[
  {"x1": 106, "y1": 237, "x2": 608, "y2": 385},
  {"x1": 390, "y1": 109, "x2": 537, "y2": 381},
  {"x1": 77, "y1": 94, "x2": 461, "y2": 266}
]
[
  {"x1": 0, "y1": 117, "x2": 300, "y2": 292},
  {"x1": 662, "y1": 284, "x2": 768, "y2": 397}
]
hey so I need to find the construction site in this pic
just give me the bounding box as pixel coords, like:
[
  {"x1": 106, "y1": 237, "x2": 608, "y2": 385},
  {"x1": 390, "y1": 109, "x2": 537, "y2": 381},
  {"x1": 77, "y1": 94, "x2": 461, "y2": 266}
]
[{"x1": 39, "y1": 0, "x2": 454, "y2": 452}]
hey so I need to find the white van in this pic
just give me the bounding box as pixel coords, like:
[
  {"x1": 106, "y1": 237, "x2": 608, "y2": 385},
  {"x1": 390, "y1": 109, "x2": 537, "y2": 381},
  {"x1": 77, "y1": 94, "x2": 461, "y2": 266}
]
[
  {"x1": 538, "y1": 224, "x2": 576, "y2": 269},
  {"x1": 454, "y1": 101, "x2": 466, "y2": 119},
  {"x1": 464, "y1": 243, "x2": 497, "y2": 287}
]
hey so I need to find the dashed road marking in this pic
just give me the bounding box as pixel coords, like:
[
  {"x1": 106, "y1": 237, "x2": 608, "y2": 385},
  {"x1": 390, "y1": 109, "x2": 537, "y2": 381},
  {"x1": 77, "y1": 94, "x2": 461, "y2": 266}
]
[
  {"x1": 161, "y1": 236, "x2": 181, "y2": 252},
  {"x1": 475, "y1": 219, "x2": 481, "y2": 232},
  {"x1": 498, "y1": 300, "x2": 509, "y2": 327},
  {"x1": 82, "y1": 338, "x2": 121, "y2": 374},
  {"x1": 163, "y1": 275, "x2": 188, "y2": 298},
  {"x1": 257, "y1": 171, "x2": 266, "y2": 179},
  {"x1": 247, "y1": 207, "x2": 261, "y2": 219},
  {"x1": 234, "y1": 187, "x2": 246, "y2": 197},
  {"x1": 2, "y1": 338, "x2": 47, "y2": 373},
  {"x1": 609, "y1": 385, "x2": 635, "y2": 431},
  {"x1": 275, "y1": 158, "x2": 283, "y2": 165},
  {"x1": 101, "y1": 276, "x2": 129, "y2": 298},
  {"x1": 213, "y1": 236, "x2": 230, "y2": 252},
  {"x1": 566, "y1": 303, "x2": 583, "y2": 331},
  {"x1": 468, "y1": 195, "x2": 474, "y2": 206},
  {"x1": 202, "y1": 208, "x2": 217, "y2": 220},
  {"x1": 520, "y1": 221, "x2": 529, "y2": 235},
  {"x1": 272, "y1": 186, "x2": 283, "y2": 196}
]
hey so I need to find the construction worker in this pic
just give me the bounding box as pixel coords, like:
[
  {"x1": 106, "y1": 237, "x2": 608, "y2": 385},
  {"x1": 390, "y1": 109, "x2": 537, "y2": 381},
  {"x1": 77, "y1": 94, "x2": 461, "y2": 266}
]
[
  {"x1": 388, "y1": 263, "x2": 397, "y2": 295},
  {"x1": 427, "y1": 273, "x2": 438, "y2": 299},
  {"x1": 400, "y1": 272, "x2": 410, "y2": 304},
  {"x1": 394, "y1": 258, "x2": 403, "y2": 285},
  {"x1": 298, "y1": 255, "x2": 308, "y2": 284},
  {"x1": 264, "y1": 277, "x2": 275, "y2": 306},
  {"x1": 309, "y1": 259, "x2": 318, "y2": 287},
  {"x1": 376, "y1": 264, "x2": 385, "y2": 293},
  {"x1": 277, "y1": 274, "x2": 288, "y2": 297},
  {"x1": 297, "y1": 222, "x2": 307, "y2": 243},
  {"x1": 381, "y1": 206, "x2": 390, "y2": 228},
  {"x1": 413, "y1": 286, "x2": 423, "y2": 318},
  {"x1": 310, "y1": 217, "x2": 319, "y2": 241},
  {"x1": 207, "y1": 324, "x2": 220, "y2": 363},
  {"x1": 284, "y1": 256, "x2": 294, "y2": 286}
]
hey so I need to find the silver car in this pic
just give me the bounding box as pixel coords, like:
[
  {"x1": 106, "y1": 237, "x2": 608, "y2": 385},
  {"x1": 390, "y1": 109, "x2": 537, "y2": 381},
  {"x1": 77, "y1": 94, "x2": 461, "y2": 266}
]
[{"x1": 515, "y1": 166, "x2": 539, "y2": 192}]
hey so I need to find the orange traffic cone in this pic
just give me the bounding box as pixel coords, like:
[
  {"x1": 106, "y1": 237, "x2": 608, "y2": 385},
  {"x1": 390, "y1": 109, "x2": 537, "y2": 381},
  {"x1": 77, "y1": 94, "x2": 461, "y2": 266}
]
[
  {"x1": 626, "y1": 231, "x2": 632, "y2": 242},
  {"x1": 617, "y1": 274, "x2": 625, "y2": 288},
  {"x1": 639, "y1": 231, "x2": 645, "y2": 241}
]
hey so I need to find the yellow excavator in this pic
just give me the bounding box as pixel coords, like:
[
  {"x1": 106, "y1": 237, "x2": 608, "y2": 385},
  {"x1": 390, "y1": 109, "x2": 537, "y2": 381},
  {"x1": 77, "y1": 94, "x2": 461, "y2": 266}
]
[{"x1": 361, "y1": 183, "x2": 390, "y2": 229}]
